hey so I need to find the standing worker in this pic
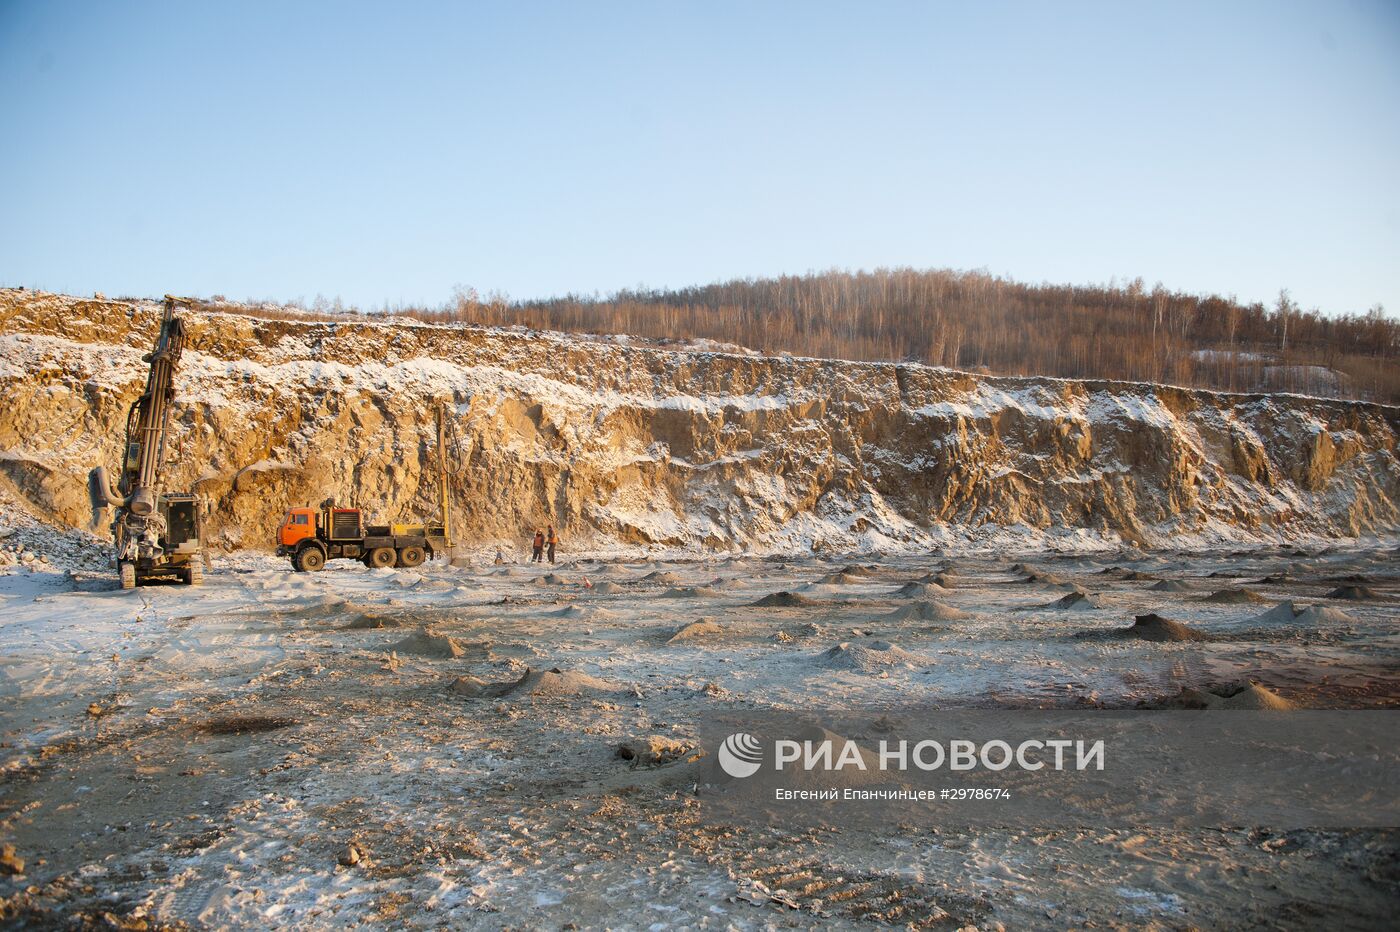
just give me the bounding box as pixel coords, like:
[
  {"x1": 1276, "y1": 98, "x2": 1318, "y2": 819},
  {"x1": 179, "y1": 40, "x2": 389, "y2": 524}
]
[
  {"x1": 546, "y1": 525, "x2": 559, "y2": 564},
  {"x1": 531, "y1": 528, "x2": 545, "y2": 563}
]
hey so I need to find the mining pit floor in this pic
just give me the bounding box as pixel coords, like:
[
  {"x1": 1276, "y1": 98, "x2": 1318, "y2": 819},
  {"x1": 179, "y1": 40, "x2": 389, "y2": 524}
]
[{"x1": 2, "y1": 546, "x2": 1398, "y2": 929}]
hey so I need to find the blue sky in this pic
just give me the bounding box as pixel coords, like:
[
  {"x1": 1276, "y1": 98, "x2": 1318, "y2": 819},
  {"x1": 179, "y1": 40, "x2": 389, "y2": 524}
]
[{"x1": 2, "y1": 0, "x2": 1397, "y2": 314}]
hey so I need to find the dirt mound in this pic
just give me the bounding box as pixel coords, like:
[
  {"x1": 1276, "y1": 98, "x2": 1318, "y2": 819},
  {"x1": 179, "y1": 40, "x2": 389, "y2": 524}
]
[
  {"x1": 774, "y1": 622, "x2": 824, "y2": 642},
  {"x1": 1172, "y1": 681, "x2": 1298, "y2": 710},
  {"x1": 1042, "y1": 591, "x2": 1100, "y2": 610},
  {"x1": 547, "y1": 604, "x2": 618, "y2": 621},
  {"x1": 449, "y1": 666, "x2": 618, "y2": 699},
  {"x1": 615, "y1": 735, "x2": 697, "y2": 768},
  {"x1": 837, "y1": 564, "x2": 879, "y2": 577},
  {"x1": 342, "y1": 611, "x2": 404, "y2": 630},
  {"x1": 1118, "y1": 613, "x2": 1211, "y2": 642},
  {"x1": 395, "y1": 573, "x2": 453, "y2": 591},
  {"x1": 1299, "y1": 605, "x2": 1356, "y2": 624},
  {"x1": 1148, "y1": 579, "x2": 1193, "y2": 592},
  {"x1": 797, "y1": 582, "x2": 848, "y2": 597},
  {"x1": 1326, "y1": 585, "x2": 1379, "y2": 600},
  {"x1": 817, "y1": 571, "x2": 865, "y2": 585},
  {"x1": 751, "y1": 591, "x2": 813, "y2": 607},
  {"x1": 1008, "y1": 562, "x2": 1037, "y2": 575},
  {"x1": 886, "y1": 600, "x2": 970, "y2": 622},
  {"x1": 531, "y1": 573, "x2": 567, "y2": 586},
  {"x1": 642, "y1": 571, "x2": 683, "y2": 585},
  {"x1": 893, "y1": 582, "x2": 947, "y2": 598},
  {"x1": 590, "y1": 581, "x2": 625, "y2": 595},
  {"x1": 1222, "y1": 684, "x2": 1298, "y2": 709},
  {"x1": 1250, "y1": 601, "x2": 1303, "y2": 625},
  {"x1": 391, "y1": 629, "x2": 475, "y2": 659},
  {"x1": 668, "y1": 619, "x2": 725, "y2": 643},
  {"x1": 504, "y1": 667, "x2": 619, "y2": 697},
  {"x1": 819, "y1": 640, "x2": 918, "y2": 672},
  {"x1": 448, "y1": 675, "x2": 502, "y2": 697},
  {"x1": 1121, "y1": 570, "x2": 1159, "y2": 581},
  {"x1": 1202, "y1": 588, "x2": 1266, "y2": 604},
  {"x1": 661, "y1": 586, "x2": 723, "y2": 599}
]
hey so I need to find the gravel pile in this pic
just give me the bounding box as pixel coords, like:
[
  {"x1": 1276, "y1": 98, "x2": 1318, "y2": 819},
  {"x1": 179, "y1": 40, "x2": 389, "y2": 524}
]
[{"x1": 0, "y1": 495, "x2": 111, "y2": 573}]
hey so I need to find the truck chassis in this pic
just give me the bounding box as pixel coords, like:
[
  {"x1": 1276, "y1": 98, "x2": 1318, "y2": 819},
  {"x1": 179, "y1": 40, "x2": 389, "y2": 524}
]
[{"x1": 277, "y1": 507, "x2": 447, "y2": 572}]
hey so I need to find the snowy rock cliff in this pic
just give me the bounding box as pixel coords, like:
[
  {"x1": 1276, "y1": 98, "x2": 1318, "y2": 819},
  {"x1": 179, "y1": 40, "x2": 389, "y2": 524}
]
[{"x1": 2, "y1": 290, "x2": 1397, "y2": 553}]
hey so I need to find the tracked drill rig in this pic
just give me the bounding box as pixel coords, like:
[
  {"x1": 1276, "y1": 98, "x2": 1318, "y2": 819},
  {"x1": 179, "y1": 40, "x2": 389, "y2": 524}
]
[{"x1": 89, "y1": 296, "x2": 206, "y2": 589}]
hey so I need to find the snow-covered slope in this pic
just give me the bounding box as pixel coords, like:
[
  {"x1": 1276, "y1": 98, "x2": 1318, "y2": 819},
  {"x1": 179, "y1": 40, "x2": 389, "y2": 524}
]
[{"x1": 1, "y1": 289, "x2": 1397, "y2": 553}]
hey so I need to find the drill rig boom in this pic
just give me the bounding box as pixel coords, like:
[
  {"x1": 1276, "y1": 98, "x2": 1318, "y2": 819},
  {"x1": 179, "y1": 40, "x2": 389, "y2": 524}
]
[{"x1": 89, "y1": 296, "x2": 206, "y2": 589}]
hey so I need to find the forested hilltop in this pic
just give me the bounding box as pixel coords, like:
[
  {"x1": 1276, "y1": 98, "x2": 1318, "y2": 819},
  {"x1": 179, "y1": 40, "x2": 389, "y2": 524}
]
[
  {"x1": 111, "y1": 268, "x2": 1399, "y2": 403},
  {"x1": 498, "y1": 271, "x2": 1399, "y2": 404}
]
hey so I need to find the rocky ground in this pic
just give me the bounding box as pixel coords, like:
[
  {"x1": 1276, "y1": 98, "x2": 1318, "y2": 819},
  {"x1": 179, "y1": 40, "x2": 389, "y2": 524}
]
[
  {"x1": 0, "y1": 491, "x2": 109, "y2": 576},
  {"x1": 2, "y1": 528, "x2": 1398, "y2": 929}
]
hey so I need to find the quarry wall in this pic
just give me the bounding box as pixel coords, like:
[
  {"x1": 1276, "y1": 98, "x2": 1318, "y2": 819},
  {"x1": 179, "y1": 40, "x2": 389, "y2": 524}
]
[{"x1": 2, "y1": 290, "x2": 1397, "y2": 552}]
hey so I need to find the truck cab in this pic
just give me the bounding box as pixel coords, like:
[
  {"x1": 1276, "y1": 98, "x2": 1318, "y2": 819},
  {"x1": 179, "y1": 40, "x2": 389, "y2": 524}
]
[
  {"x1": 277, "y1": 508, "x2": 316, "y2": 553},
  {"x1": 277, "y1": 506, "x2": 366, "y2": 552}
]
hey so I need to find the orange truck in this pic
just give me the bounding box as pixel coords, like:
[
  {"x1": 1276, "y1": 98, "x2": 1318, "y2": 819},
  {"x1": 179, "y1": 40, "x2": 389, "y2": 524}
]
[
  {"x1": 275, "y1": 405, "x2": 456, "y2": 572},
  {"x1": 276, "y1": 501, "x2": 447, "y2": 571}
]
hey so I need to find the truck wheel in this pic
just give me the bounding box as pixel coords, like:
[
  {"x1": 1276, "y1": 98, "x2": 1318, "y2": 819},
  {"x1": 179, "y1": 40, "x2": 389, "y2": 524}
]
[
  {"x1": 367, "y1": 547, "x2": 397, "y2": 568},
  {"x1": 186, "y1": 563, "x2": 203, "y2": 586},
  {"x1": 119, "y1": 562, "x2": 136, "y2": 590},
  {"x1": 397, "y1": 546, "x2": 425, "y2": 568},
  {"x1": 295, "y1": 547, "x2": 326, "y2": 572}
]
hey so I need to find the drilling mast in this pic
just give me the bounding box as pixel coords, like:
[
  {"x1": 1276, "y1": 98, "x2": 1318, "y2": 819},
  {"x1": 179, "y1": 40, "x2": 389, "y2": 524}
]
[
  {"x1": 89, "y1": 296, "x2": 206, "y2": 589},
  {"x1": 436, "y1": 402, "x2": 454, "y2": 551}
]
